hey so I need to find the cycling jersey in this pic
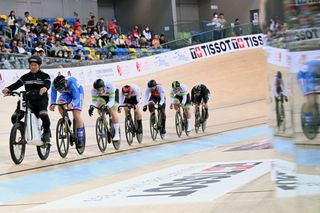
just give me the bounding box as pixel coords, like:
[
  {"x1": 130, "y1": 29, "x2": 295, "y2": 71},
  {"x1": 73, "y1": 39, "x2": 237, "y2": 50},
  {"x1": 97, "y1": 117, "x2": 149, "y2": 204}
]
[
  {"x1": 120, "y1": 84, "x2": 142, "y2": 106},
  {"x1": 191, "y1": 84, "x2": 210, "y2": 104},
  {"x1": 144, "y1": 84, "x2": 166, "y2": 106},
  {"x1": 170, "y1": 84, "x2": 189, "y2": 105},
  {"x1": 50, "y1": 76, "x2": 84, "y2": 110},
  {"x1": 7, "y1": 70, "x2": 51, "y2": 98},
  {"x1": 297, "y1": 60, "x2": 320, "y2": 96},
  {"x1": 91, "y1": 82, "x2": 119, "y2": 108},
  {"x1": 273, "y1": 76, "x2": 287, "y2": 97}
]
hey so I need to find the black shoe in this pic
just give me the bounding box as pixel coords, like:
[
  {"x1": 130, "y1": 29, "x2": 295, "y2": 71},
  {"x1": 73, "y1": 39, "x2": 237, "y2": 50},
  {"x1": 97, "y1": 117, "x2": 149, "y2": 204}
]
[
  {"x1": 42, "y1": 132, "x2": 51, "y2": 142},
  {"x1": 137, "y1": 127, "x2": 143, "y2": 134}
]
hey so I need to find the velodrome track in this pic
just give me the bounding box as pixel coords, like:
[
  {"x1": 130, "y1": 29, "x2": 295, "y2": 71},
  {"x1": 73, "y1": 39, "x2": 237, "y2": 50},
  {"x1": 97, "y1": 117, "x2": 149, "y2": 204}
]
[{"x1": 0, "y1": 49, "x2": 316, "y2": 213}]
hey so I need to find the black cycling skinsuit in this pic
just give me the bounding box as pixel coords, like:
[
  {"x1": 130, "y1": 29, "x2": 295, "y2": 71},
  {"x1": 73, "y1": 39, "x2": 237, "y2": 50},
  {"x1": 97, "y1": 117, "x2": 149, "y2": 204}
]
[
  {"x1": 7, "y1": 70, "x2": 51, "y2": 135},
  {"x1": 191, "y1": 84, "x2": 210, "y2": 104}
]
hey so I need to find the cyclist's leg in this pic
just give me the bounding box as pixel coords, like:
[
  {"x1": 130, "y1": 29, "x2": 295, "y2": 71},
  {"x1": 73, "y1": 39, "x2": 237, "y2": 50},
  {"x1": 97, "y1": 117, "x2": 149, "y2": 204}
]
[
  {"x1": 184, "y1": 94, "x2": 192, "y2": 131},
  {"x1": 203, "y1": 95, "x2": 209, "y2": 119},
  {"x1": 147, "y1": 96, "x2": 157, "y2": 113},
  {"x1": 275, "y1": 96, "x2": 280, "y2": 124},
  {"x1": 173, "y1": 96, "x2": 181, "y2": 111},
  {"x1": 72, "y1": 91, "x2": 85, "y2": 144},
  {"x1": 110, "y1": 95, "x2": 120, "y2": 140},
  {"x1": 132, "y1": 98, "x2": 142, "y2": 134},
  {"x1": 32, "y1": 99, "x2": 51, "y2": 141}
]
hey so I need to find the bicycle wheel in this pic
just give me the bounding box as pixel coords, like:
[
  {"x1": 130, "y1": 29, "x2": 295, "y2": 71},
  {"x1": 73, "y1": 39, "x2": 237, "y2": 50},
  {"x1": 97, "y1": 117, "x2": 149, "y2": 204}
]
[
  {"x1": 36, "y1": 140, "x2": 50, "y2": 160},
  {"x1": 56, "y1": 118, "x2": 70, "y2": 158},
  {"x1": 201, "y1": 107, "x2": 207, "y2": 132},
  {"x1": 125, "y1": 116, "x2": 134, "y2": 145},
  {"x1": 9, "y1": 123, "x2": 26, "y2": 164},
  {"x1": 194, "y1": 108, "x2": 200, "y2": 134},
  {"x1": 135, "y1": 119, "x2": 143, "y2": 144},
  {"x1": 175, "y1": 111, "x2": 183, "y2": 137},
  {"x1": 95, "y1": 117, "x2": 107, "y2": 152},
  {"x1": 150, "y1": 112, "x2": 157, "y2": 141},
  {"x1": 279, "y1": 103, "x2": 286, "y2": 132}
]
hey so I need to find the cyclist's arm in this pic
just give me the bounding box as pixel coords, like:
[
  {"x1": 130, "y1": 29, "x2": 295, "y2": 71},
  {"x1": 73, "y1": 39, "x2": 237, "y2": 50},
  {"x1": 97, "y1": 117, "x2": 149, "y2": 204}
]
[
  {"x1": 7, "y1": 78, "x2": 24, "y2": 91},
  {"x1": 159, "y1": 85, "x2": 166, "y2": 106},
  {"x1": 181, "y1": 93, "x2": 187, "y2": 105},
  {"x1": 191, "y1": 88, "x2": 195, "y2": 103},
  {"x1": 273, "y1": 77, "x2": 279, "y2": 97},
  {"x1": 107, "y1": 91, "x2": 116, "y2": 108},
  {"x1": 281, "y1": 79, "x2": 287, "y2": 96},
  {"x1": 50, "y1": 84, "x2": 58, "y2": 105},
  {"x1": 169, "y1": 88, "x2": 174, "y2": 104},
  {"x1": 119, "y1": 92, "x2": 125, "y2": 105},
  {"x1": 135, "y1": 89, "x2": 142, "y2": 107},
  {"x1": 70, "y1": 83, "x2": 80, "y2": 107},
  {"x1": 143, "y1": 88, "x2": 150, "y2": 105}
]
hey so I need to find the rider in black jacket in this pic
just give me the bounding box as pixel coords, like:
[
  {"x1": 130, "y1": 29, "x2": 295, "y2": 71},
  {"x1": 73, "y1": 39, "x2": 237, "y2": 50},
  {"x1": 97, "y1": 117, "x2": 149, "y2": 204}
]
[
  {"x1": 191, "y1": 84, "x2": 210, "y2": 119},
  {"x1": 2, "y1": 56, "x2": 52, "y2": 142}
]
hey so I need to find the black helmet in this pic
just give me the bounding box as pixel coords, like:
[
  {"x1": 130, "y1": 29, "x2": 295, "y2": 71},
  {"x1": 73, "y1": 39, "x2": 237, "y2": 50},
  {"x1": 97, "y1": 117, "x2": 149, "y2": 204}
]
[
  {"x1": 28, "y1": 55, "x2": 42, "y2": 65},
  {"x1": 194, "y1": 84, "x2": 202, "y2": 92},
  {"x1": 53, "y1": 75, "x2": 66, "y2": 90},
  {"x1": 276, "y1": 71, "x2": 282, "y2": 79},
  {"x1": 93, "y1": 79, "x2": 105, "y2": 89},
  {"x1": 172, "y1": 81, "x2": 180, "y2": 89},
  {"x1": 147, "y1": 80, "x2": 157, "y2": 88}
]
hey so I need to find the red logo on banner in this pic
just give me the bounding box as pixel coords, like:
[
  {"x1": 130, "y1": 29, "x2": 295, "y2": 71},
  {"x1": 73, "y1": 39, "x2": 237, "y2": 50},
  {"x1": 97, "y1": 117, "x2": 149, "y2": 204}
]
[
  {"x1": 136, "y1": 62, "x2": 141, "y2": 72},
  {"x1": 117, "y1": 65, "x2": 122, "y2": 76},
  {"x1": 237, "y1": 38, "x2": 245, "y2": 48},
  {"x1": 195, "y1": 46, "x2": 203, "y2": 58}
]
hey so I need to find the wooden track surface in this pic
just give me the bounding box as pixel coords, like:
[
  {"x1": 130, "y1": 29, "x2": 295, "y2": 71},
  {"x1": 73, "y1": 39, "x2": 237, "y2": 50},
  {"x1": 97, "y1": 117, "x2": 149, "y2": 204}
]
[{"x1": 1, "y1": 49, "x2": 317, "y2": 213}]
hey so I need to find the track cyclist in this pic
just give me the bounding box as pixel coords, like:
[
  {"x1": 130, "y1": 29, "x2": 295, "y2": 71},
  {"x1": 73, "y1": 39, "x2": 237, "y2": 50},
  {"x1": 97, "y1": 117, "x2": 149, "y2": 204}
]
[
  {"x1": 2, "y1": 55, "x2": 52, "y2": 142},
  {"x1": 49, "y1": 75, "x2": 85, "y2": 147},
  {"x1": 170, "y1": 81, "x2": 192, "y2": 132},
  {"x1": 191, "y1": 84, "x2": 211, "y2": 119},
  {"x1": 143, "y1": 79, "x2": 167, "y2": 134},
  {"x1": 119, "y1": 84, "x2": 143, "y2": 134},
  {"x1": 88, "y1": 79, "x2": 120, "y2": 141}
]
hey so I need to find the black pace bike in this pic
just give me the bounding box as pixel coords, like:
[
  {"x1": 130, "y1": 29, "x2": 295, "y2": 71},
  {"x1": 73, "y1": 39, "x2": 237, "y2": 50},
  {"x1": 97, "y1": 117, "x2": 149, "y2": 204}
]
[
  {"x1": 194, "y1": 102, "x2": 207, "y2": 133},
  {"x1": 275, "y1": 93, "x2": 286, "y2": 132},
  {"x1": 148, "y1": 103, "x2": 165, "y2": 141},
  {"x1": 119, "y1": 104, "x2": 143, "y2": 145},
  {"x1": 90, "y1": 105, "x2": 121, "y2": 152},
  {"x1": 175, "y1": 104, "x2": 189, "y2": 137},
  {"x1": 8, "y1": 91, "x2": 50, "y2": 164},
  {"x1": 53, "y1": 103, "x2": 86, "y2": 157}
]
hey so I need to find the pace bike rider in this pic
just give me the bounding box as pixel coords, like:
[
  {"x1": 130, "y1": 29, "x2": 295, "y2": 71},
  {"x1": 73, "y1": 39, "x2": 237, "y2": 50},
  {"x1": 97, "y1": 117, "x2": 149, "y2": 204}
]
[
  {"x1": 170, "y1": 81, "x2": 192, "y2": 132},
  {"x1": 119, "y1": 84, "x2": 143, "y2": 134},
  {"x1": 274, "y1": 71, "x2": 288, "y2": 116},
  {"x1": 49, "y1": 75, "x2": 85, "y2": 147},
  {"x1": 88, "y1": 79, "x2": 120, "y2": 141},
  {"x1": 2, "y1": 56, "x2": 52, "y2": 142},
  {"x1": 143, "y1": 79, "x2": 167, "y2": 134},
  {"x1": 191, "y1": 84, "x2": 211, "y2": 119}
]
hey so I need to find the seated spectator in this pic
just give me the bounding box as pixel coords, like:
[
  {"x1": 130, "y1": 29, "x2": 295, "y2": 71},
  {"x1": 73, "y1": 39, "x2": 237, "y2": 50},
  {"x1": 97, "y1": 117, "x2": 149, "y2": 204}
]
[
  {"x1": 131, "y1": 25, "x2": 140, "y2": 40},
  {"x1": 96, "y1": 18, "x2": 106, "y2": 34},
  {"x1": 86, "y1": 34, "x2": 97, "y2": 47},
  {"x1": 10, "y1": 40, "x2": 19, "y2": 53},
  {"x1": 64, "y1": 30, "x2": 76, "y2": 46},
  {"x1": 79, "y1": 33, "x2": 87, "y2": 46},
  {"x1": 233, "y1": 18, "x2": 242, "y2": 36},
  {"x1": 16, "y1": 41, "x2": 27, "y2": 54},
  {"x1": 0, "y1": 40, "x2": 11, "y2": 53},
  {"x1": 152, "y1": 34, "x2": 160, "y2": 48},
  {"x1": 73, "y1": 49, "x2": 84, "y2": 60},
  {"x1": 142, "y1": 26, "x2": 152, "y2": 44},
  {"x1": 87, "y1": 16, "x2": 96, "y2": 33},
  {"x1": 98, "y1": 34, "x2": 108, "y2": 48},
  {"x1": 115, "y1": 33, "x2": 126, "y2": 48},
  {"x1": 106, "y1": 38, "x2": 116, "y2": 54},
  {"x1": 139, "y1": 35, "x2": 147, "y2": 47},
  {"x1": 108, "y1": 17, "x2": 118, "y2": 35},
  {"x1": 35, "y1": 47, "x2": 45, "y2": 57},
  {"x1": 159, "y1": 34, "x2": 167, "y2": 44}
]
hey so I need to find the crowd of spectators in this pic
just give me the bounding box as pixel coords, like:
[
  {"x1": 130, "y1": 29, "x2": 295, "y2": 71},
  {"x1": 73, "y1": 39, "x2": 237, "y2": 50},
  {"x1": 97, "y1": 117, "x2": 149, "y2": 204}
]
[{"x1": 0, "y1": 11, "x2": 169, "y2": 62}]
